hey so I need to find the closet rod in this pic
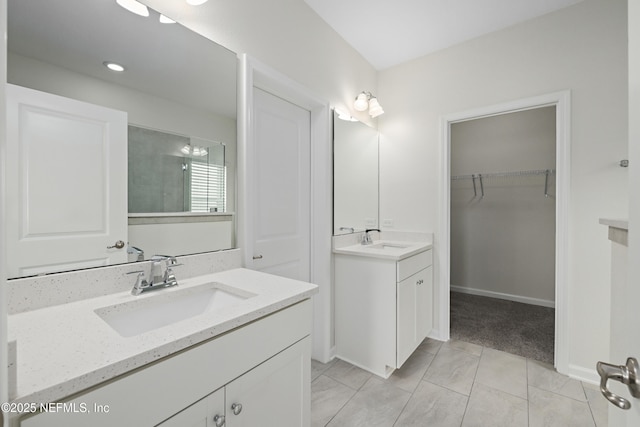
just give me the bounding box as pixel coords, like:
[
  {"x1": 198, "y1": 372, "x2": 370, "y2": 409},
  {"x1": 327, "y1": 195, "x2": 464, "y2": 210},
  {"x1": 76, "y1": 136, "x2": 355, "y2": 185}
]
[{"x1": 450, "y1": 169, "x2": 555, "y2": 181}]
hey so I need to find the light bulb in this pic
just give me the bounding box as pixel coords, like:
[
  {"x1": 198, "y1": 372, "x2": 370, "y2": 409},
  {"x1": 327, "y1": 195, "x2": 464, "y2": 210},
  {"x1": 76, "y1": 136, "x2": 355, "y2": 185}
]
[
  {"x1": 103, "y1": 61, "x2": 125, "y2": 72},
  {"x1": 353, "y1": 93, "x2": 369, "y2": 111},
  {"x1": 368, "y1": 97, "x2": 384, "y2": 118}
]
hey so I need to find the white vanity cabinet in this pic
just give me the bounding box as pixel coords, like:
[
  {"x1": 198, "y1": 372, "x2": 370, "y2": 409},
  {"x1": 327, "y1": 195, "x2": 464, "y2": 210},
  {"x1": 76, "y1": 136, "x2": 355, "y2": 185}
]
[
  {"x1": 335, "y1": 249, "x2": 433, "y2": 377},
  {"x1": 158, "y1": 338, "x2": 308, "y2": 427},
  {"x1": 19, "y1": 300, "x2": 312, "y2": 427}
]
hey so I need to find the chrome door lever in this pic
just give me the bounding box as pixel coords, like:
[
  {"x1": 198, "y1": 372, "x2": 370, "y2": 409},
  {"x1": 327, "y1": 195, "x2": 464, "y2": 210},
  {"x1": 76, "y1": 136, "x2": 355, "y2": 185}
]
[{"x1": 596, "y1": 357, "x2": 640, "y2": 409}]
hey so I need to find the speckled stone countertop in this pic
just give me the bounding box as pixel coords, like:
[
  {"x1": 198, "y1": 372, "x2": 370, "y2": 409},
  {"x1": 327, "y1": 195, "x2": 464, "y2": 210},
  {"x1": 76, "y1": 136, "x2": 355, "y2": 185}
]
[
  {"x1": 8, "y1": 268, "x2": 318, "y2": 406},
  {"x1": 333, "y1": 240, "x2": 432, "y2": 261}
]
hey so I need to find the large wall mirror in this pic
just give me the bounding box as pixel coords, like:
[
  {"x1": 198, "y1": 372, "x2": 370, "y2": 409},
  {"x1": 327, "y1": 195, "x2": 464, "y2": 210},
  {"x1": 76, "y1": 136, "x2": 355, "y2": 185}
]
[
  {"x1": 333, "y1": 111, "x2": 379, "y2": 234},
  {"x1": 6, "y1": 0, "x2": 237, "y2": 279}
]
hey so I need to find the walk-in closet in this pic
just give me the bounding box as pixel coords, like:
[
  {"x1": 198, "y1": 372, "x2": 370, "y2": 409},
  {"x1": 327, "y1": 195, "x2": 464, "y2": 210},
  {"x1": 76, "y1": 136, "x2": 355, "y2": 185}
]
[{"x1": 449, "y1": 106, "x2": 556, "y2": 364}]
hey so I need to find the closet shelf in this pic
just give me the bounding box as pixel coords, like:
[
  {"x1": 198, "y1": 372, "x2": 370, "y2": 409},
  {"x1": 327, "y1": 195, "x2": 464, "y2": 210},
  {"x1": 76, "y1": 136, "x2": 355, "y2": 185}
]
[
  {"x1": 450, "y1": 169, "x2": 555, "y2": 181},
  {"x1": 451, "y1": 169, "x2": 556, "y2": 198}
]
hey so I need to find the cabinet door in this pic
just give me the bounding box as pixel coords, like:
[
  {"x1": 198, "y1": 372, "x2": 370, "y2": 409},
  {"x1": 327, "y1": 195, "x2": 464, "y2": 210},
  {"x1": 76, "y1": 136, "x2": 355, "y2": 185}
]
[
  {"x1": 416, "y1": 265, "x2": 433, "y2": 343},
  {"x1": 397, "y1": 273, "x2": 418, "y2": 367},
  {"x1": 397, "y1": 267, "x2": 432, "y2": 367},
  {"x1": 156, "y1": 388, "x2": 225, "y2": 427},
  {"x1": 225, "y1": 338, "x2": 310, "y2": 427}
]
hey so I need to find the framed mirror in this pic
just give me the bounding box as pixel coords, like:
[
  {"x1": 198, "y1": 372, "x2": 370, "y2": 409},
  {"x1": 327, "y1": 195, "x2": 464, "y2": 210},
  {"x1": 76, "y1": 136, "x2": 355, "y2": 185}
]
[
  {"x1": 6, "y1": 0, "x2": 237, "y2": 278},
  {"x1": 333, "y1": 110, "x2": 379, "y2": 234}
]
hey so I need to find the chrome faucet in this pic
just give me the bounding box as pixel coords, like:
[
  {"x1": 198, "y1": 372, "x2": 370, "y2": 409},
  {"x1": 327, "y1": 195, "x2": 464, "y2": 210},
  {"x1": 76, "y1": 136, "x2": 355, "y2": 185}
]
[
  {"x1": 361, "y1": 228, "x2": 380, "y2": 245},
  {"x1": 127, "y1": 255, "x2": 181, "y2": 296}
]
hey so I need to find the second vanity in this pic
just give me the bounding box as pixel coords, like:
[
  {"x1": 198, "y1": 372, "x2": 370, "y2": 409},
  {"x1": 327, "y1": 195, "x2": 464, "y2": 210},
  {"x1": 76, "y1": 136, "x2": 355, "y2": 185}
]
[
  {"x1": 8, "y1": 267, "x2": 317, "y2": 427},
  {"x1": 334, "y1": 234, "x2": 433, "y2": 378}
]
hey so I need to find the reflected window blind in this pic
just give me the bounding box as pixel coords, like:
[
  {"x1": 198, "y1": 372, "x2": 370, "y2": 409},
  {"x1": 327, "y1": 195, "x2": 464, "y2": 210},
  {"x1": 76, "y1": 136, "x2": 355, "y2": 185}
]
[{"x1": 190, "y1": 160, "x2": 226, "y2": 212}]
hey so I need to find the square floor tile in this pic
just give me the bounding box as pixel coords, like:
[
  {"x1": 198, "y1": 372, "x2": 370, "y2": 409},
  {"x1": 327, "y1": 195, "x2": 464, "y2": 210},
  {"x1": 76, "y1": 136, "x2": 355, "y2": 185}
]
[
  {"x1": 527, "y1": 359, "x2": 586, "y2": 401},
  {"x1": 476, "y1": 347, "x2": 527, "y2": 398},
  {"x1": 386, "y1": 349, "x2": 434, "y2": 393},
  {"x1": 462, "y1": 382, "x2": 528, "y2": 427},
  {"x1": 395, "y1": 380, "x2": 468, "y2": 427},
  {"x1": 583, "y1": 382, "x2": 608, "y2": 427},
  {"x1": 312, "y1": 358, "x2": 336, "y2": 381},
  {"x1": 311, "y1": 375, "x2": 356, "y2": 427},
  {"x1": 424, "y1": 346, "x2": 480, "y2": 396},
  {"x1": 443, "y1": 339, "x2": 483, "y2": 357},
  {"x1": 325, "y1": 359, "x2": 372, "y2": 390},
  {"x1": 327, "y1": 377, "x2": 411, "y2": 427},
  {"x1": 529, "y1": 385, "x2": 596, "y2": 427}
]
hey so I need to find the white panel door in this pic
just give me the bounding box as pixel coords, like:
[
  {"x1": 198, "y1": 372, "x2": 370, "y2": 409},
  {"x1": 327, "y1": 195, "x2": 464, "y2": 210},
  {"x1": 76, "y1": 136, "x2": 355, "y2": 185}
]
[
  {"x1": 605, "y1": 2, "x2": 640, "y2": 425},
  {"x1": 6, "y1": 84, "x2": 128, "y2": 277},
  {"x1": 250, "y1": 88, "x2": 310, "y2": 281}
]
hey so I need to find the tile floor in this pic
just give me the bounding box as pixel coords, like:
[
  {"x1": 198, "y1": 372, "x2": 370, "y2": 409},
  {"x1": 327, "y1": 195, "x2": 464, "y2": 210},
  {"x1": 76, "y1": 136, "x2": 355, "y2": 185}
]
[{"x1": 311, "y1": 339, "x2": 607, "y2": 427}]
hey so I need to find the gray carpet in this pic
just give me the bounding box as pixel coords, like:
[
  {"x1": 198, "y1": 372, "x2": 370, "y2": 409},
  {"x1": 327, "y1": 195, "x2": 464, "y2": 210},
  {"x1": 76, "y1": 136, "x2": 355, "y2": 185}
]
[{"x1": 450, "y1": 292, "x2": 555, "y2": 364}]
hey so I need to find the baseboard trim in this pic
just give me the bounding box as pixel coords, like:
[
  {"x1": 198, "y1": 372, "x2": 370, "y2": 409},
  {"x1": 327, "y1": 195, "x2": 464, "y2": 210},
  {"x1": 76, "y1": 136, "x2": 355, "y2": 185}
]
[
  {"x1": 568, "y1": 364, "x2": 599, "y2": 385},
  {"x1": 451, "y1": 286, "x2": 555, "y2": 308}
]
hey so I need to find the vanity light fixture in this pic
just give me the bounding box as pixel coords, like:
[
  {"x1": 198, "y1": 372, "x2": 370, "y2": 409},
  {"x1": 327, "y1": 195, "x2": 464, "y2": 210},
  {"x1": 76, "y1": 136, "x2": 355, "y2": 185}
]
[
  {"x1": 186, "y1": 0, "x2": 209, "y2": 5},
  {"x1": 335, "y1": 108, "x2": 358, "y2": 122},
  {"x1": 116, "y1": 0, "x2": 149, "y2": 17},
  {"x1": 103, "y1": 61, "x2": 125, "y2": 72},
  {"x1": 181, "y1": 144, "x2": 208, "y2": 157},
  {"x1": 353, "y1": 91, "x2": 385, "y2": 118},
  {"x1": 159, "y1": 14, "x2": 176, "y2": 24}
]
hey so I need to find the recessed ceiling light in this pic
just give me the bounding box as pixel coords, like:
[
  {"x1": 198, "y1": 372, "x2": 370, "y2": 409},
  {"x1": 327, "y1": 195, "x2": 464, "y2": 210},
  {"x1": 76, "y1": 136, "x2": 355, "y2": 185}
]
[
  {"x1": 159, "y1": 14, "x2": 176, "y2": 24},
  {"x1": 116, "y1": 0, "x2": 149, "y2": 17},
  {"x1": 103, "y1": 61, "x2": 126, "y2": 72},
  {"x1": 186, "y1": 0, "x2": 209, "y2": 5}
]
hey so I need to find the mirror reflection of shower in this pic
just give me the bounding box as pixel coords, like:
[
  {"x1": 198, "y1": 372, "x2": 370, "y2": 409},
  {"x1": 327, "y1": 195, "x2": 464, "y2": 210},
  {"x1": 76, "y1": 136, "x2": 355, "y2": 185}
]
[{"x1": 128, "y1": 125, "x2": 226, "y2": 214}]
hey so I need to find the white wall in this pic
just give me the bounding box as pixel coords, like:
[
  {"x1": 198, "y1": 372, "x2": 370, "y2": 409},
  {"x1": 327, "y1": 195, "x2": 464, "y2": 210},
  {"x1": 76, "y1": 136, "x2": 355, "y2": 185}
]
[
  {"x1": 450, "y1": 107, "x2": 556, "y2": 306},
  {"x1": 378, "y1": 0, "x2": 628, "y2": 379}
]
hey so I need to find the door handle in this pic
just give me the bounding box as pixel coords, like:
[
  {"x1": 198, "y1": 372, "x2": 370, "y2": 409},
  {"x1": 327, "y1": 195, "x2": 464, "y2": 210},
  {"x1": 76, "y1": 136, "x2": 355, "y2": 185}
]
[
  {"x1": 596, "y1": 357, "x2": 640, "y2": 409},
  {"x1": 253, "y1": 255, "x2": 263, "y2": 260},
  {"x1": 107, "y1": 240, "x2": 125, "y2": 249}
]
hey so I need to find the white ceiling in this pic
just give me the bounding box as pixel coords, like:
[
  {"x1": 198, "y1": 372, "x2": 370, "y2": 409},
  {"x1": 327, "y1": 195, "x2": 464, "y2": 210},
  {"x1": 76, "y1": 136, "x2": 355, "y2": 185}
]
[{"x1": 304, "y1": 0, "x2": 584, "y2": 70}]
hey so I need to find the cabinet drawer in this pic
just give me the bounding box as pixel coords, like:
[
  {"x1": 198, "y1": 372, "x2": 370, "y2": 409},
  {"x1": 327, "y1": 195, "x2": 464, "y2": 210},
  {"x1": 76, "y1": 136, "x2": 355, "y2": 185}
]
[{"x1": 397, "y1": 249, "x2": 432, "y2": 282}]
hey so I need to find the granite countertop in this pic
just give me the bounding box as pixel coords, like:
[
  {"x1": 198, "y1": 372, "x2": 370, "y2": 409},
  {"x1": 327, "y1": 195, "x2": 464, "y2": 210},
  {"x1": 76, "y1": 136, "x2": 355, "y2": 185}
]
[
  {"x1": 333, "y1": 240, "x2": 433, "y2": 261},
  {"x1": 8, "y1": 268, "x2": 318, "y2": 405}
]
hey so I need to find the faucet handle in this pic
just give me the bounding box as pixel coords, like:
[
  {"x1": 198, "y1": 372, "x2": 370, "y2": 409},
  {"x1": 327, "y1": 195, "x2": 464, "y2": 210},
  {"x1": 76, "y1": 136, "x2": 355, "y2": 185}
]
[
  {"x1": 126, "y1": 270, "x2": 148, "y2": 289},
  {"x1": 126, "y1": 270, "x2": 145, "y2": 276}
]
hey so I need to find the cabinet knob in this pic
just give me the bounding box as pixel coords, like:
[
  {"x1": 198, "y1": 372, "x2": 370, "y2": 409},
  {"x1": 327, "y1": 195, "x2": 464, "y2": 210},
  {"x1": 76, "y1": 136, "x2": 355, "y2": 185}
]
[
  {"x1": 213, "y1": 414, "x2": 226, "y2": 426},
  {"x1": 231, "y1": 402, "x2": 243, "y2": 415},
  {"x1": 417, "y1": 279, "x2": 424, "y2": 285}
]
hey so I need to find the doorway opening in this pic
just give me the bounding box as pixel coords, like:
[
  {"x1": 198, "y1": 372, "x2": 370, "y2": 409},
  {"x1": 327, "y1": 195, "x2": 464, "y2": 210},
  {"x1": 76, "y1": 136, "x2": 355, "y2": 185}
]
[
  {"x1": 434, "y1": 91, "x2": 570, "y2": 374},
  {"x1": 449, "y1": 105, "x2": 556, "y2": 363}
]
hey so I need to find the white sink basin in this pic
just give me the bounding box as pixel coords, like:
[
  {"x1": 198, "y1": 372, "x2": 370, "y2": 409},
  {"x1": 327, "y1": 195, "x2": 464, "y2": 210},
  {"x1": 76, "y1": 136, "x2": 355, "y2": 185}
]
[
  {"x1": 366, "y1": 242, "x2": 410, "y2": 250},
  {"x1": 95, "y1": 282, "x2": 255, "y2": 337}
]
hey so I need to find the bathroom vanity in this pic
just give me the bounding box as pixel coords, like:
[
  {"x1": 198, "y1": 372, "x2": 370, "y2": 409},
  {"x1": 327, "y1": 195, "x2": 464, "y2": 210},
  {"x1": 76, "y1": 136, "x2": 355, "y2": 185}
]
[
  {"x1": 334, "y1": 238, "x2": 433, "y2": 378},
  {"x1": 8, "y1": 268, "x2": 317, "y2": 427}
]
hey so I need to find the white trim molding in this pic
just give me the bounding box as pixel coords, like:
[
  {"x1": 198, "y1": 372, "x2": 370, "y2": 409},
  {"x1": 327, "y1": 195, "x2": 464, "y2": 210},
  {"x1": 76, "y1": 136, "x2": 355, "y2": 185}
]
[
  {"x1": 450, "y1": 286, "x2": 555, "y2": 308},
  {"x1": 438, "y1": 91, "x2": 571, "y2": 375},
  {"x1": 237, "y1": 54, "x2": 333, "y2": 363}
]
